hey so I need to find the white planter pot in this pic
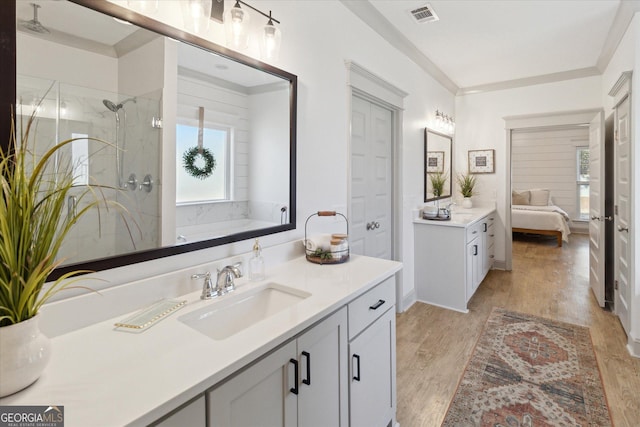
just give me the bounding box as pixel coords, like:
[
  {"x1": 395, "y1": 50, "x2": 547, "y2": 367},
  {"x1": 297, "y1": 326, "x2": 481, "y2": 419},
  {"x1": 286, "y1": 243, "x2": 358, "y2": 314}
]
[
  {"x1": 462, "y1": 197, "x2": 473, "y2": 209},
  {"x1": 0, "y1": 315, "x2": 51, "y2": 397}
]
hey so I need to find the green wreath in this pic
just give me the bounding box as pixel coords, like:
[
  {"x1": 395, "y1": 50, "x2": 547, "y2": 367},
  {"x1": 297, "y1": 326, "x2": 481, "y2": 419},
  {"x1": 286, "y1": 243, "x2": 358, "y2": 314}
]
[{"x1": 183, "y1": 146, "x2": 216, "y2": 179}]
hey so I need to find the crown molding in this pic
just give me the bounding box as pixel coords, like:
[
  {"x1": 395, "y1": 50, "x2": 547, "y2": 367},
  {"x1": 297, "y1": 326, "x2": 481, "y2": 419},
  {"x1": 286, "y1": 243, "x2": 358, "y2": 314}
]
[
  {"x1": 342, "y1": 1, "x2": 639, "y2": 97},
  {"x1": 457, "y1": 67, "x2": 601, "y2": 96},
  {"x1": 340, "y1": 0, "x2": 458, "y2": 95},
  {"x1": 597, "y1": 1, "x2": 640, "y2": 72}
]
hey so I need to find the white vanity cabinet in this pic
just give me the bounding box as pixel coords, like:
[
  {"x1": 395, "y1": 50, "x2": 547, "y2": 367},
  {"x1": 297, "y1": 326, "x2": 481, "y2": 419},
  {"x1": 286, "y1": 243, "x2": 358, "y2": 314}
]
[
  {"x1": 208, "y1": 307, "x2": 348, "y2": 427},
  {"x1": 414, "y1": 209, "x2": 496, "y2": 313},
  {"x1": 152, "y1": 396, "x2": 206, "y2": 427},
  {"x1": 348, "y1": 276, "x2": 397, "y2": 427}
]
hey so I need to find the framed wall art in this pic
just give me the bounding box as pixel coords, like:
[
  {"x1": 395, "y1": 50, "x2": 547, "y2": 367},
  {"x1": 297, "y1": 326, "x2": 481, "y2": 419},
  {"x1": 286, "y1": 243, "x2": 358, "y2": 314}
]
[
  {"x1": 468, "y1": 149, "x2": 495, "y2": 174},
  {"x1": 426, "y1": 151, "x2": 444, "y2": 173}
]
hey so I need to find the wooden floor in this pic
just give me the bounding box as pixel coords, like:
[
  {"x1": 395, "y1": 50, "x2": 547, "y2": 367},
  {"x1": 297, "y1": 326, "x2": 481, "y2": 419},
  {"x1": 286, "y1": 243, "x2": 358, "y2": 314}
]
[{"x1": 396, "y1": 233, "x2": 640, "y2": 427}]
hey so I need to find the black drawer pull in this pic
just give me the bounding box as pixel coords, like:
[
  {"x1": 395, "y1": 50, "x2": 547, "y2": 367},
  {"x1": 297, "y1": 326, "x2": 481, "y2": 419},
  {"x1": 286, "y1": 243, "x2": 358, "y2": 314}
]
[
  {"x1": 353, "y1": 354, "x2": 361, "y2": 381},
  {"x1": 473, "y1": 245, "x2": 478, "y2": 256},
  {"x1": 369, "y1": 299, "x2": 385, "y2": 310},
  {"x1": 302, "y1": 351, "x2": 311, "y2": 386},
  {"x1": 483, "y1": 223, "x2": 487, "y2": 232},
  {"x1": 289, "y1": 358, "x2": 299, "y2": 395}
]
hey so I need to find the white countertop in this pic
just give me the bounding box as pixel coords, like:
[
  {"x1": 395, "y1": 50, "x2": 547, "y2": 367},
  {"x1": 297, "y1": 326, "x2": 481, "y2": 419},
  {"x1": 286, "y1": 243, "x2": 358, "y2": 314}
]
[
  {"x1": 413, "y1": 206, "x2": 496, "y2": 228},
  {"x1": 0, "y1": 255, "x2": 402, "y2": 427}
]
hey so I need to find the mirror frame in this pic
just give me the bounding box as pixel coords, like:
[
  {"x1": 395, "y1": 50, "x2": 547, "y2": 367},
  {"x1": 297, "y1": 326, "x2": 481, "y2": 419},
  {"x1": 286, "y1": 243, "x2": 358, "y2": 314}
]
[
  {"x1": 423, "y1": 127, "x2": 452, "y2": 202},
  {"x1": 2, "y1": 0, "x2": 297, "y2": 280}
]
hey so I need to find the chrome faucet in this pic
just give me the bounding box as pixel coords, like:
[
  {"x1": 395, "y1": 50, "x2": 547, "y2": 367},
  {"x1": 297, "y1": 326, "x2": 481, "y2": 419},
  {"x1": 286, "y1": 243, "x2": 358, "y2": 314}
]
[
  {"x1": 216, "y1": 262, "x2": 243, "y2": 294},
  {"x1": 191, "y1": 272, "x2": 219, "y2": 300},
  {"x1": 441, "y1": 202, "x2": 456, "y2": 217}
]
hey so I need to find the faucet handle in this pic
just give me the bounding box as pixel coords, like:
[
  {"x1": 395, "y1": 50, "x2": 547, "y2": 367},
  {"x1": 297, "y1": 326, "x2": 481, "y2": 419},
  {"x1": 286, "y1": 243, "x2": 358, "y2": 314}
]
[{"x1": 192, "y1": 272, "x2": 222, "y2": 300}]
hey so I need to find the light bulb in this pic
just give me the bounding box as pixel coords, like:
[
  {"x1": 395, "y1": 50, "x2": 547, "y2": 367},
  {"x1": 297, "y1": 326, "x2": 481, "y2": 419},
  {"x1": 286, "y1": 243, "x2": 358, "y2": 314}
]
[
  {"x1": 260, "y1": 20, "x2": 281, "y2": 61},
  {"x1": 224, "y1": 2, "x2": 250, "y2": 50}
]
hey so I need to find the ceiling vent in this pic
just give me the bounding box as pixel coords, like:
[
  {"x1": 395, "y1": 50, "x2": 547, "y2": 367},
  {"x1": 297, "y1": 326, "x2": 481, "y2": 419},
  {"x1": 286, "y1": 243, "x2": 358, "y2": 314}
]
[{"x1": 409, "y1": 4, "x2": 439, "y2": 23}]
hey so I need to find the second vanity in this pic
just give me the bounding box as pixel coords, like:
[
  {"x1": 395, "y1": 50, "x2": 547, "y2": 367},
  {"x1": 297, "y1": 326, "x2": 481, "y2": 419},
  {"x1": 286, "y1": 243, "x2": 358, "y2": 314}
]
[
  {"x1": 0, "y1": 253, "x2": 402, "y2": 427},
  {"x1": 413, "y1": 207, "x2": 496, "y2": 313}
]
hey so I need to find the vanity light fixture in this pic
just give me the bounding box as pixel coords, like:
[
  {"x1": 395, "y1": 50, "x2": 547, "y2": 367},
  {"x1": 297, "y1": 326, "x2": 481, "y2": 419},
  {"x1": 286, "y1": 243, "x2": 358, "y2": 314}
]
[
  {"x1": 181, "y1": 0, "x2": 213, "y2": 34},
  {"x1": 224, "y1": 0, "x2": 282, "y2": 61},
  {"x1": 127, "y1": 0, "x2": 159, "y2": 14},
  {"x1": 435, "y1": 109, "x2": 455, "y2": 134}
]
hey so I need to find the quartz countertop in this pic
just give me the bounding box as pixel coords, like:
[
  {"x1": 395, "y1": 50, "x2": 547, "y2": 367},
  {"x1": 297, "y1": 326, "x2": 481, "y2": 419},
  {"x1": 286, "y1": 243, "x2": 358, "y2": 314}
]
[
  {"x1": 413, "y1": 206, "x2": 496, "y2": 227},
  {"x1": 0, "y1": 255, "x2": 402, "y2": 426}
]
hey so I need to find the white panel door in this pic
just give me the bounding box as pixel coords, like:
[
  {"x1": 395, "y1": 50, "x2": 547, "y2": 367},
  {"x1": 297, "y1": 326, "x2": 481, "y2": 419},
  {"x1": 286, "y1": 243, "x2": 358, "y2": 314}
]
[
  {"x1": 614, "y1": 96, "x2": 631, "y2": 334},
  {"x1": 589, "y1": 111, "x2": 606, "y2": 307},
  {"x1": 350, "y1": 96, "x2": 393, "y2": 259}
]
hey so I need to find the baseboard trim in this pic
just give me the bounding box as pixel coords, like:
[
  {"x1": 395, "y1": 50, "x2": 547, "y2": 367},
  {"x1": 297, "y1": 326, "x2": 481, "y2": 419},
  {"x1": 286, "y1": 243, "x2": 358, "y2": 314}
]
[
  {"x1": 415, "y1": 299, "x2": 469, "y2": 314},
  {"x1": 493, "y1": 260, "x2": 507, "y2": 270},
  {"x1": 400, "y1": 289, "x2": 416, "y2": 313},
  {"x1": 627, "y1": 334, "x2": 640, "y2": 358}
]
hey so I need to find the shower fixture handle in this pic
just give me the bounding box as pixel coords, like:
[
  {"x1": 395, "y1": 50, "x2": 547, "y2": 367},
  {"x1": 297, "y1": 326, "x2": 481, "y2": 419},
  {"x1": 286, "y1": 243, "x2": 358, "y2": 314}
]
[
  {"x1": 125, "y1": 173, "x2": 138, "y2": 191},
  {"x1": 140, "y1": 174, "x2": 153, "y2": 193}
]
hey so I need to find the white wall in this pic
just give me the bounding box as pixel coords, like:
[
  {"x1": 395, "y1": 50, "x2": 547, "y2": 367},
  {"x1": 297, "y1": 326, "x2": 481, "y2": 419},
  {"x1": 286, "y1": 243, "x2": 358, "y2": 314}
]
[
  {"x1": 454, "y1": 76, "x2": 602, "y2": 266},
  {"x1": 602, "y1": 12, "x2": 639, "y2": 355},
  {"x1": 67, "y1": 0, "x2": 454, "y2": 307}
]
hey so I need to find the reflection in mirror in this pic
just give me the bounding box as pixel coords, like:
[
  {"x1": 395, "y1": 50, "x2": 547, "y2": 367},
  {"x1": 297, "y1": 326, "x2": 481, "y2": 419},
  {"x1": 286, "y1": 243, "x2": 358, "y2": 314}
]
[
  {"x1": 13, "y1": 0, "x2": 296, "y2": 278},
  {"x1": 424, "y1": 128, "x2": 452, "y2": 202}
]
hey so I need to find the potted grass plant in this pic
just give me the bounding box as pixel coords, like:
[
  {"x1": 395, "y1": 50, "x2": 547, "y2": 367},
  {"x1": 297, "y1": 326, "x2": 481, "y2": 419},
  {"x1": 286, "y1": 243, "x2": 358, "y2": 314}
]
[
  {"x1": 429, "y1": 171, "x2": 447, "y2": 198},
  {"x1": 457, "y1": 172, "x2": 476, "y2": 208},
  {"x1": 0, "y1": 109, "x2": 118, "y2": 397}
]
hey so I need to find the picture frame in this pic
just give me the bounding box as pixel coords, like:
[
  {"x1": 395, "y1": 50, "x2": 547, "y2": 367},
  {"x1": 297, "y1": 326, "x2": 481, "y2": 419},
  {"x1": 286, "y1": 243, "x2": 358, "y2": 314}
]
[
  {"x1": 468, "y1": 149, "x2": 495, "y2": 174},
  {"x1": 426, "y1": 151, "x2": 444, "y2": 173}
]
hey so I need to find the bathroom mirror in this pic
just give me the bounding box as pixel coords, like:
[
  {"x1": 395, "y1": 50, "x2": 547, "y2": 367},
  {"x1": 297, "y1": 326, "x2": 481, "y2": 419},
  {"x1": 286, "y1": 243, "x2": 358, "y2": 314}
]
[
  {"x1": 7, "y1": 0, "x2": 297, "y2": 279},
  {"x1": 424, "y1": 128, "x2": 452, "y2": 202}
]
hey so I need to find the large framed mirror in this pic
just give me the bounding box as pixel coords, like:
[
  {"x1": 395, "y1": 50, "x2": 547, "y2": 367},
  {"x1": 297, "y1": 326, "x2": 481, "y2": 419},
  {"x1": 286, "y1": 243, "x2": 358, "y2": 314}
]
[
  {"x1": 424, "y1": 127, "x2": 452, "y2": 202},
  {"x1": 5, "y1": 0, "x2": 297, "y2": 280}
]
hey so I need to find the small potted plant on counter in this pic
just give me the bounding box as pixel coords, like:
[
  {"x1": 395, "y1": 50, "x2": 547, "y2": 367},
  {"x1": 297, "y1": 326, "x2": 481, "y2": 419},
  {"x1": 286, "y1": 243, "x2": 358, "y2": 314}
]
[{"x1": 457, "y1": 172, "x2": 476, "y2": 208}]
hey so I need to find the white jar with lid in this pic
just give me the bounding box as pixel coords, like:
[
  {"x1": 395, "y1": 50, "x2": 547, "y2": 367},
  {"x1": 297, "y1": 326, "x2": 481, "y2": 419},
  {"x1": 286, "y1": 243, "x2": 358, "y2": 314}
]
[{"x1": 330, "y1": 233, "x2": 348, "y2": 259}]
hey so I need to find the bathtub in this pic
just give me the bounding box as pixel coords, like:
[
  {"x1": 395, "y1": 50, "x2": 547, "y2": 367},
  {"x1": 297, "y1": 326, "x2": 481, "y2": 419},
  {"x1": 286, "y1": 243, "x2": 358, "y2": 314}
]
[{"x1": 176, "y1": 219, "x2": 279, "y2": 244}]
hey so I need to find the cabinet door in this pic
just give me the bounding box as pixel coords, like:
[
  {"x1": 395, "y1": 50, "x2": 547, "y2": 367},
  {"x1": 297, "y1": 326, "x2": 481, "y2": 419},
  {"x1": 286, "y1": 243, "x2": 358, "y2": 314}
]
[
  {"x1": 208, "y1": 340, "x2": 297, "y2": 427},
  {"x1": 466, "y1": 236, "x2": 479, "y2": 301},
  {"x1": 349, "y1": 308, "x2": 396, "y2": 427},
  {"x1": 297, "y1": 308, "x2": 348, "y2": 427},
  {"x1": 153, "y1": 396, "x2": 206, "y2": 427}
]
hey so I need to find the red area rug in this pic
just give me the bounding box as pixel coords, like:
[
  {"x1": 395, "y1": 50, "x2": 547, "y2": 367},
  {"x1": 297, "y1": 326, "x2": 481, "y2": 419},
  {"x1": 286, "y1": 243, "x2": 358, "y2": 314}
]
[{"x1": 442, "y1": 308, "x2": 612, "y2": 426}]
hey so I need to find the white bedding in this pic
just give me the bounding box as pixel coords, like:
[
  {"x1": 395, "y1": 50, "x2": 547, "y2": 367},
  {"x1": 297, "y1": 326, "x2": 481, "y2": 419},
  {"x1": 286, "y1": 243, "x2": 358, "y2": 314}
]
[{"x1": 512, "y1": 205, "x2": 572, "y2": 242}]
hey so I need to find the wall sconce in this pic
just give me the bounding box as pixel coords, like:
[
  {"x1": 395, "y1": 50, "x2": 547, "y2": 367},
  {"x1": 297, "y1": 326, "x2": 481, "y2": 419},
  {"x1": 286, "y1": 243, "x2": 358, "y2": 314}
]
[
  {"x1": 435, "y1": 109, "x2": 455, "y2": 134},
  {"x1": 224, "y1": 0, "x2": 282, "y2": 61},
  {"x1": 181, "y1": 0, "x2": 213, "y2": 34}
]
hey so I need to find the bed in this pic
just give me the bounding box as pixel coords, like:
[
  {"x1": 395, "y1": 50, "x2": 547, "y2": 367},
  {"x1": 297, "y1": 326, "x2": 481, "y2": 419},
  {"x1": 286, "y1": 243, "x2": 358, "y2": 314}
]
[{"x1": 511, "y1": 189, "x2": 571, "y2": 247}]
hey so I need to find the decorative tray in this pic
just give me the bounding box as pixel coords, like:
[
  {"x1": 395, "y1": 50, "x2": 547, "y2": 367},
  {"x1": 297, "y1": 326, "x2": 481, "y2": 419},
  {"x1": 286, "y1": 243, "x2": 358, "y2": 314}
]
[{"x1": 114, "y1": 299, "x2": 187, "y2": 331}]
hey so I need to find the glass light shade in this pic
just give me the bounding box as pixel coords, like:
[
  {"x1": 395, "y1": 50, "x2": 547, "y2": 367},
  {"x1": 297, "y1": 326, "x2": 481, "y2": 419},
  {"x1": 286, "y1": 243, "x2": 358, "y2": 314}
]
[
  {"x1": 224, "y1": 4, "x2": 250, "y2": 50},
  {"x1": 260, "y1": 22, "x2": 281, "y2": 61},
  {"x1": 181, "y1": 0, "x2": 213, "y2": 34},
  {"x1": 127, "y1": 0, "x2": 159, "y2": 14}
]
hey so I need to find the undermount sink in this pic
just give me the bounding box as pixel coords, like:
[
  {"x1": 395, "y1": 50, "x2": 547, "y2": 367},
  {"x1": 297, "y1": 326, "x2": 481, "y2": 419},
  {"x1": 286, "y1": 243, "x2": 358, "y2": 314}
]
[{"x1": 179, "y1": 282, "x2": 311, "y2": 340}]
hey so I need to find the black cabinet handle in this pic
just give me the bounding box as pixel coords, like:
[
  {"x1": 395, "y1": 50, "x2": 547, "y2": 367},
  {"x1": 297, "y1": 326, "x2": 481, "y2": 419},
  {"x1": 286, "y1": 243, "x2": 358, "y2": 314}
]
[
  {"x1": 302, "y1": 351, "x2": 311, "y2": 386},
  {"x1": 483, "y1": 223, "x2": 487, "y2": 232},
  {"x1": 369, "y1": 299, "x2": 385, "y2": 310},
  {"x1": 353, "y1": 354, "x2": 361, "y2": 381},
  {"x1": 289, "y1": 358, "x2": 299, "y2": 395},
  {"x1": 473, "y1": 245, "x2": 478, "y2": 256}
]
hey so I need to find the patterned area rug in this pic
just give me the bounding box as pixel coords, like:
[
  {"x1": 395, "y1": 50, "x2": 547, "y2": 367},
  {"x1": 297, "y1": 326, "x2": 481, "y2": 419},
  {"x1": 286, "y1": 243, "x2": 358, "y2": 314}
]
[{"x1": 442, "y1": 308, "x2": 612, "y2": 427}]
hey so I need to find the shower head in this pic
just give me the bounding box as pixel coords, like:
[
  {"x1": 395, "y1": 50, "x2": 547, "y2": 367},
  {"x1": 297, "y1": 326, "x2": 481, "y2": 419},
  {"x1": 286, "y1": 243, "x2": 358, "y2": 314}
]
[
  {"x1": 19, "y1": 3, "x2": 50, "y2": 35},
  {"x1": 103, "y1": 97, "x2": 136, "y2": 112},
  {"x1": 103, "y1": 99, "x2": 120, "y2": 112}
]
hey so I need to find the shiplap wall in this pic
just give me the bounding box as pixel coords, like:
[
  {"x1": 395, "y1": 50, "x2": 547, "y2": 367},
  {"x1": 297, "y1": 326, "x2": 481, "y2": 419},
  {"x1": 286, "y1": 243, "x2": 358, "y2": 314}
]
[{"x1": 511, "y1": 126, "x2": 588, "y2": 221}]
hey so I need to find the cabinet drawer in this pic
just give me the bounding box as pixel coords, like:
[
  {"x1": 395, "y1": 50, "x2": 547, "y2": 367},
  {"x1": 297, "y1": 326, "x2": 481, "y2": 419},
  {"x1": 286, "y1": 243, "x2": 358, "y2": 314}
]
[
  {"x1": 348, "y1": 276, "x2": 395, "y2": 340},
  {"x1": 466, "y1": 222, "x2": 482, "y2": 243}
]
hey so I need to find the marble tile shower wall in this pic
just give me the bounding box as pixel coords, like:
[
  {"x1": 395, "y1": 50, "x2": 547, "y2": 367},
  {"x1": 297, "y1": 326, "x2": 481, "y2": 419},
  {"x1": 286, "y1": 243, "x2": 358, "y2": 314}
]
[{"x1": 16, "y1": 78, "x2": 161, "y2": 266}]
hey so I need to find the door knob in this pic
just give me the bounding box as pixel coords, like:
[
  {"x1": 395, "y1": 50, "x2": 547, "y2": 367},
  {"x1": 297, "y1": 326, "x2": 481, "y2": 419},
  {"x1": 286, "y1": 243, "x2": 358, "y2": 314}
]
[
  {"x1": 617, "y1": 225, "x2": 629, "y2": 232},
  {"x1": 366, "y1": 221, "x2": 381, "y2": 230}
]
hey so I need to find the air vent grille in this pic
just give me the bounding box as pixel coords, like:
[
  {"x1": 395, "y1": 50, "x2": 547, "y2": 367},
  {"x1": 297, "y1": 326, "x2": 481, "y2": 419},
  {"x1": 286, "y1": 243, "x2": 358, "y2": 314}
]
[{"x1": 409, "y1": 4, "x2": 439, "y2": 23}]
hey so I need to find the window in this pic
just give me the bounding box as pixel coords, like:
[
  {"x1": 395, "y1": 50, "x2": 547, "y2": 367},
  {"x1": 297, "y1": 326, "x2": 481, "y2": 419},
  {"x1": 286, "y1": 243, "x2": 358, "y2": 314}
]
[
  {"x1": 176, "y1": 124, "x2": 230, "y2": 204},
  {"x1": 576, "y1": 147, "x2": 589, "y2": 220}
]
